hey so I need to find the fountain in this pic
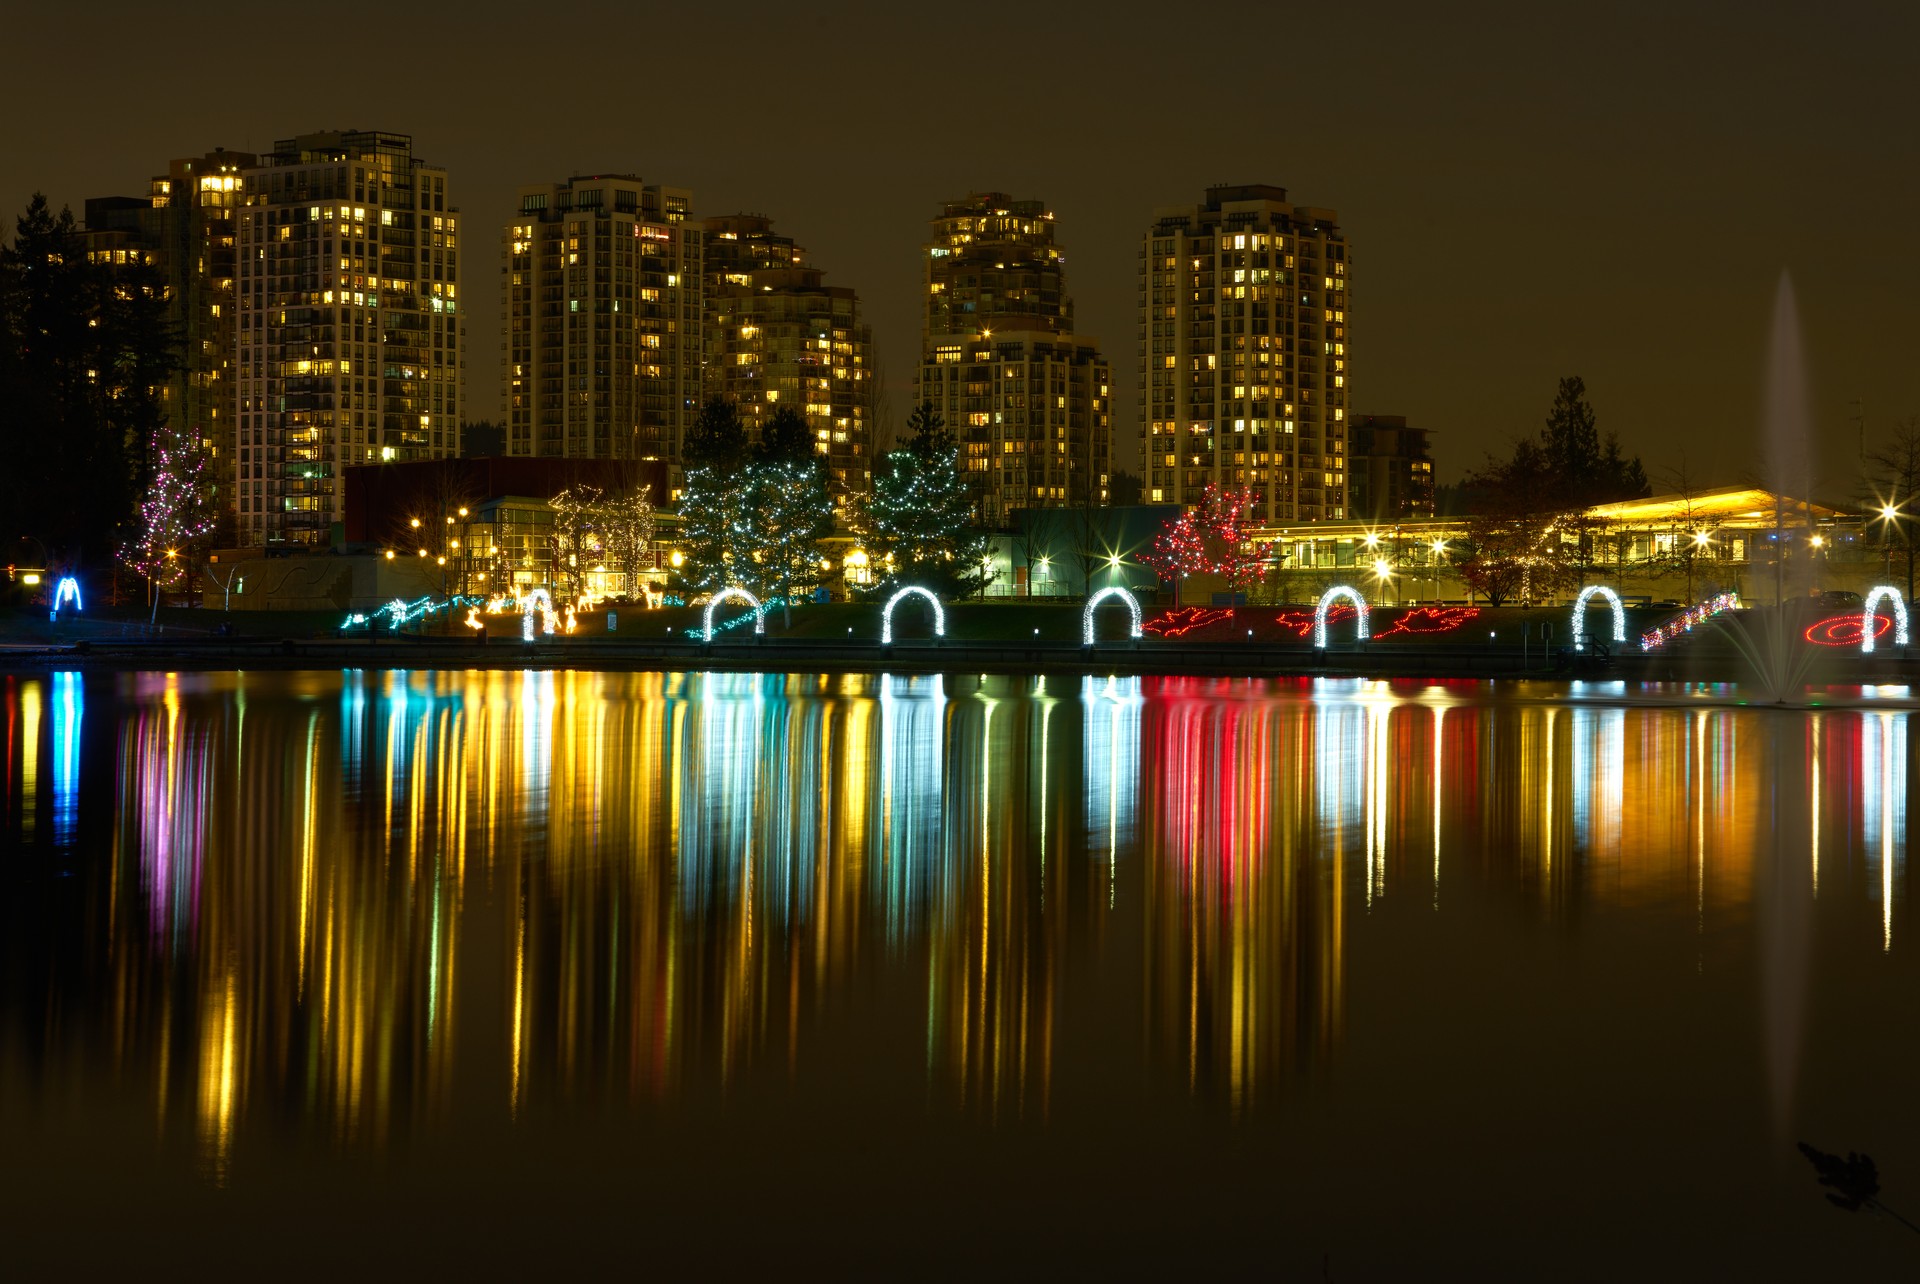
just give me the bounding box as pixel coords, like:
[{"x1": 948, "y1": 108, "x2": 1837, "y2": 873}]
[{"x1": 1719, "y1": 273, "x2": 1821, "y2": 703}]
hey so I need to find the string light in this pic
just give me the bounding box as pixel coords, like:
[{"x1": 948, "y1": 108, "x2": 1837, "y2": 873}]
[
  {"x1": 1082, "y1": 585, "x2": 1144, "y2": 644},
  {"x1": 1313, "y1": 585, "x2": 1371, "y2": 648},
  {"x1": 521, "y1": 588, "x2": 555, "y2": 642},
  {"x1": 1805, "y1": 612, "x2": 1889, "y2": 648},
  {"x1": 49, "y1": 575, "x2": 82, "y2": 621},
  {"x1": 880, "y1": 585, "x2": 944, "y2": 644},
  {"x1": 1860, "y1": 587, "x2": 1910, "y2": 655},
  {"x1": 1571, "y1": 585, "x2": 1626, "y2": 649},
  {"x1": 1142, "y1": 606, "x2": 1236, "y2": 638},
  {"x1": 1140, "y1": 482, "x2": 1272, "y2": 588},
  {"x1": 701, "y1": 586, "x2": 765, "y2": 642},
  {"x1": 1639, "y1": 592, "x2": 1739, "y2": 651}
]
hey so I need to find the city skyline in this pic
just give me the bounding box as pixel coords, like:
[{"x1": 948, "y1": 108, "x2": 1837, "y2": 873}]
[{"x1": 6, "y1": 4, "x2": 1917, "y2": 498}]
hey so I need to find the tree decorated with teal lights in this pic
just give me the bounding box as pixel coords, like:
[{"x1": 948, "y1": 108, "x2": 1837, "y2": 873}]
[{"x1": 865, "y1": 401, "x2": 993, "y2": 598}]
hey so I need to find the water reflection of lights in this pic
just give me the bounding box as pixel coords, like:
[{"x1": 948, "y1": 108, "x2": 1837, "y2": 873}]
[
  {"x1": 1084, "y1": 676, "x2": 1140, "y2": 900},
  {"x1": 1861, "y1": 711, "x2": 1907, "y2": 951},
  {"x1": 5, "y1": 673, "x2": 1916, "y2": 1156},
  {"x1": 51, "y1": 671, "x2": 81, "y2": 846}
]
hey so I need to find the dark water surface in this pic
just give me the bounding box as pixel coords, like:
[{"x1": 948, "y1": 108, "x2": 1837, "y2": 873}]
[{"x1": 2, "y1": 669, "x2": 1916, "y2": 1275}]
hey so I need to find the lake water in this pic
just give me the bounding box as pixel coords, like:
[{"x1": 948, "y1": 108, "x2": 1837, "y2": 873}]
[{"x1": 2, "y1": 669, "x2": 1916, "y2": 1275}]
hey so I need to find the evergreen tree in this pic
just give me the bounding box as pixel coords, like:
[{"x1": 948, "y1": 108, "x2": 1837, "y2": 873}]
[
  {"x1": 683, "y1": 395, "x2": 748, "y2": 473},
  {"x1": 866, "y1": 402, "x2": 993, "y2": 597},
  {"x1": 675, "y1": 463, "x2": 756, "y2": 599},
  {"x1": 1, "y1": 193, "x2": 177, "y2": 568},
  {"x1": 757, "y1": 405, "x2": 817, "y2": 467},
  {"x1": 744, "y1": 457, "x2": 835, "y2": 622}
]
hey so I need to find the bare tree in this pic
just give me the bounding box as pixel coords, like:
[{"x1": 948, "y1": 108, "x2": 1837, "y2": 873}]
[
  {"x1": 1865, "y1": 415, "x2": 1920, "y2": 603},
  {"x1": 1011, "y1": 506, "x2": 1065, "y2": 597},
  {"x1": 595, "y1": 484, "x2": 656, "y2": 600},
  {"x1": 548, "y1": 484, "x2": 603, "y2": 601},
  {"x1": 1661, "y1": 453, "x2": 1711, "y2": 602}
]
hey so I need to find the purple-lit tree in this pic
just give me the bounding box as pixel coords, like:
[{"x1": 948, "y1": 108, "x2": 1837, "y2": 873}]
[{"x1": 120, "y1": 432, "x2": 213, "y2": 614}]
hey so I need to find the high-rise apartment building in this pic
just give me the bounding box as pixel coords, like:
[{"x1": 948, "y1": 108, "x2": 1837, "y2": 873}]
[
  {"x1": 924, "y1": 193, "x2": 1070, "y2": 337},
  {"x1": 1141, "y1": 184, "x2": 1350, "y2": 523},
  {"x1": 234, "y1": 130, "x2": 462, "y2": 546},
  {"x1": 703, "y1": 214, "x2": 871, "y2": 512},
  {"x1": 83, "y1": 148, "x2": 256, "y2": 524},
  {"x1": 917, "y1": 193, "x2": 1108, "y2": 525},
  {"x1": 503, "y1": 176, "x2": 701, "y2": 486}
]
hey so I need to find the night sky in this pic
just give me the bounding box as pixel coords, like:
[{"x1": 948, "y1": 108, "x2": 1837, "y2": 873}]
[{"x1": 10, "y1": 1, "x2": 1916, "y2": 494}]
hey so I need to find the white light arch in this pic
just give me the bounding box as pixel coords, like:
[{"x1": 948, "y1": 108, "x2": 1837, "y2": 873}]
[
  {"x1": 702, "y1": 586, "x2": 765, "y2": 642},
  {"x1": 1313, "y1": 585, "x2": 1372, "y2": 648},
  {"x1": 49, "y1": 576, "x2": 83, "y2": 622},
  {"x1": 1572, "y1": 584, "x2": 1626, "y2": 649},
  {"x1": 881, "y1": 585, "x2": 944, "y2": 644},
  {"x1": 1861, "y1": 586, "x2": 1911, "y2": 655},
  {"x1": 1082, "y1": 585, "x2": 1143, "y2": 645},
  {"x1": 521, "y1": 587, "x2": 556, "y2": 642}
]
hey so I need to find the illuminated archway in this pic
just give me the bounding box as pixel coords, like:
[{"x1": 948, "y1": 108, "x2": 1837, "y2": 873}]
[
  {"x1": 702, "y1": 586, "x2": 765, "y2": 642},
  {"x1": 1082, "y1": 585, "x2": 1143, "y2": 645},
  {"x1": 880, "y1": 585, "x2": 944, "y2": 644},
  {"x1": 1861, "y1": 586, "x2": 1911, "y2": 655},
  {"x1": 1313, "y1": 585, "x2": 1371, "y2": 648},
  {"x1": 521, "y1": 587, "x2": 556, "y2": 642},
  {"x1": 1571, "y1": 584, "x2": 1626, "y2": 649},
  {"x1": 48, "y1": 575, "x2": 82, "y2": 622}
]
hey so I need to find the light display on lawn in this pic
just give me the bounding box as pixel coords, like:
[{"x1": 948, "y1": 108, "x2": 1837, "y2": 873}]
[
  {"x1": 1313, "y1": 586, "x2": 1371, "y2": 649},
  {"x1": 1859, "y1": 587, "x2": 1910, "y2": 654},
  {"x1": 1082, "y1": 586, "x2": 1143, "y2": 644},
  {"x1": 49, "y1": 575, "x2": 82, "y2": 621},
  {"x1": 1639, "y1": 592, "x2": 1739, "y2": 651},
  {"x1": 702, "y1": 586, "x2": 765, "y2": 642},
  {"x1": 1571, "y1": 585, "x2": 1626, "y2": 648},
  {"x1": 880, "y1": 586, "x2": 944, "y2": 644},
  {"x1": 1805, "y1": 613, "x2": 1890, "y2": 648}
]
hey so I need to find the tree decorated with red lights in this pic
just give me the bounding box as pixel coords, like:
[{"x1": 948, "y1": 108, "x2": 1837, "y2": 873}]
[{"x1": 1141, "y1": 483, "x2": 1272, "y2": 599}]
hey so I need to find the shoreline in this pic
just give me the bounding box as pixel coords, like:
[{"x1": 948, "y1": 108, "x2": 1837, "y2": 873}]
[{"x1": 1, "y1": 634, "x2": 1914, "y2": 688}]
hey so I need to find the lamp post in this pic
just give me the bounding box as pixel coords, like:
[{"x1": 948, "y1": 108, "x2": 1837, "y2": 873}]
[{"x1": 150, "y1": 548, "x2": 178, "y2": 625}]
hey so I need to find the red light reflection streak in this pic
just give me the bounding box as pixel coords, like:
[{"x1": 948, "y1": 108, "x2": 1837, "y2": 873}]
[{"x1": 1145, "y1": 681, "x2": 1271, "y2": 900}]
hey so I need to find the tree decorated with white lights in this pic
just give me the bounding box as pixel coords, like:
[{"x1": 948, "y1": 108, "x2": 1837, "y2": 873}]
[
  {"x1": 674, "y1": 398, "x2": 755, "y2": 598},
  {"x1": 594, "y1": 483, "x2": 656, "y2": 600},
  {"x1": 548, "y1": 483, "x2": 604, "y2": 600},
  {"x1": 865, "y1": 401, "x2": 993, "y2": 598},
  {"x1": 676, "y1": 400, "x2": 836, "y2": 618},
  {"x1": 1141, "y1": 483, "x2": 1271, "y2": 600},
  {"x1": 744, "y1": 455, "x2": 835, "y2": 623}
]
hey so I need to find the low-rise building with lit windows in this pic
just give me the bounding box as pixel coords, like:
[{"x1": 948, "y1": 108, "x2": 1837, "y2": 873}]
[{"x1": 1350, "y1": 415, "x2": 1435, "y2": 520}]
